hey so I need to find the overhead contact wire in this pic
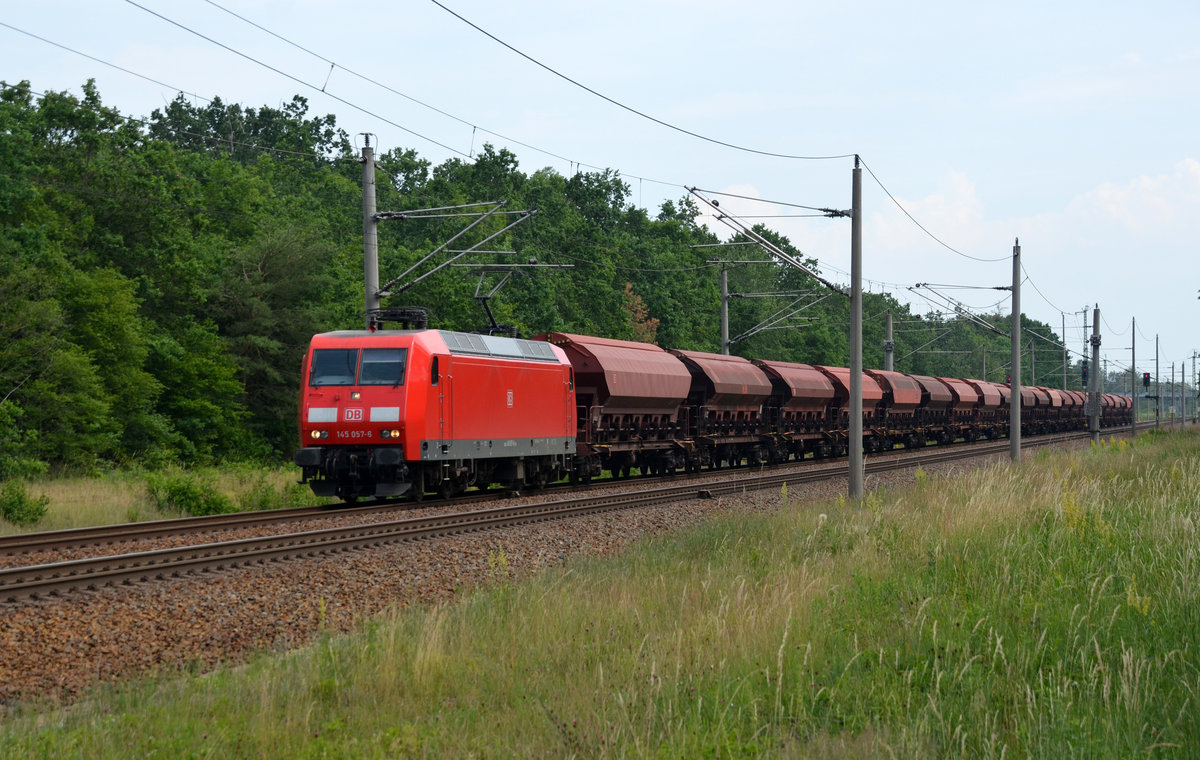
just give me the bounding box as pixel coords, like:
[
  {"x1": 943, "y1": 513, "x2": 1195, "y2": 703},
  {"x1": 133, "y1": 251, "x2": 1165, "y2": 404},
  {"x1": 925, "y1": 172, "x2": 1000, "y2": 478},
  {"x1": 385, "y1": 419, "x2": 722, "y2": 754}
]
[
  {"x1": 428, "y1": 0, "x2": 854, "y2": 162},
  {"x1": 123, "y1": 0, "x2": 471, "y2": 158},
  {"x1": 858, "y1": 156, "x2": 1008, "y2": 263}
]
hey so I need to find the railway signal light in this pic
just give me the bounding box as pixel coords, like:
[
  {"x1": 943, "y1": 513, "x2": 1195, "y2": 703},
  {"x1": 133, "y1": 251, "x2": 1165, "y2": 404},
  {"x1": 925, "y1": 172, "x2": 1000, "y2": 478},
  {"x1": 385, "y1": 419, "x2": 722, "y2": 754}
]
[
  {"x1": 1143, "y1": 372, "x2": 1151, "y2": 388},
  {"x1": 1081, "y1": 360, "x2": 1088, "y2": 385}
]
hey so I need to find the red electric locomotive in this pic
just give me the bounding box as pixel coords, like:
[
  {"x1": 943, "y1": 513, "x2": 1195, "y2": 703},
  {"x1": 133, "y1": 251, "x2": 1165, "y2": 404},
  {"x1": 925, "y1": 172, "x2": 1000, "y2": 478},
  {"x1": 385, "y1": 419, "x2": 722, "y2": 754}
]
[{"x1": 294, "y1": 329, "x2": 576, "y2": 501}]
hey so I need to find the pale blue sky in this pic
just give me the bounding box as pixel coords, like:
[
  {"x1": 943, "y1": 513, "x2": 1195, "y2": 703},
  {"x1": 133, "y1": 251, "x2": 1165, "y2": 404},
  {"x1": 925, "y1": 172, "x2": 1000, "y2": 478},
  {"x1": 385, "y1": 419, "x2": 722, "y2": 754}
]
[{"x1": 4, "y1": 0, "x2": 1198, "y2": 387}]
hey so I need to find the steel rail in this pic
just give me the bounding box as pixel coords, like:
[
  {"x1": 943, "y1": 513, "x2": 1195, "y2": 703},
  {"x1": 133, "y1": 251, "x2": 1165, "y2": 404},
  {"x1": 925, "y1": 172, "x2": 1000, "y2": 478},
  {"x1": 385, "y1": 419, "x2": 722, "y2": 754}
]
[
  {"x1": 0, "y1": 425, "x2": 1127, "y2": 604},
  {"x1": 6, "y1": 421, "x2": 1148, "y2": 558},
  {"x1": 0, "y1": 487, "x2": 509, "y2": 557}
]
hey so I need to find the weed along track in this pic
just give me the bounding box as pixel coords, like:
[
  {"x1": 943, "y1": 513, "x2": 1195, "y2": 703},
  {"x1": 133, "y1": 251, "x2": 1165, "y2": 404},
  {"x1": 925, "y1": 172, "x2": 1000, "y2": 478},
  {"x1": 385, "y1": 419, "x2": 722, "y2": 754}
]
[{"x1": 0, "y1": 428, "x2": 1111, "y2": 704}]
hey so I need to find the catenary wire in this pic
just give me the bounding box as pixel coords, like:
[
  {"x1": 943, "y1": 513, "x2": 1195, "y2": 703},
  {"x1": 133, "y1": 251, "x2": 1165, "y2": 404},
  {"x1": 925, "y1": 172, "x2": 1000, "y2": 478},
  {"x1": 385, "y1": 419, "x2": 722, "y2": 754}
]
[
  {"x1": 202, "y1": 0, "x2": 575, "y2": 166},
  {"x1": 0, "y1": 22, "x2": 213, "y2": 107},
  {"x1": 1101, "y1": 311, "x2": 1128, "y2": 336},
  {"x1": 689, "y1": 187, "x2": 838, "y2": 214},
  {"x1": 1020, "y1": 263, "x2": 1071, "y2": 315},
  {"x1": 428, "y1": 0, "x2": 854, "y2": 162},
  {"x1": 123, "y1": 0, "x2": 471, "y2": 159},
  {"x1": 199, "y1": 0, "x2": 691, "y2": 195},
  {"x1": 857, "y1": 156, "x2": 1008, "y2": 263}
]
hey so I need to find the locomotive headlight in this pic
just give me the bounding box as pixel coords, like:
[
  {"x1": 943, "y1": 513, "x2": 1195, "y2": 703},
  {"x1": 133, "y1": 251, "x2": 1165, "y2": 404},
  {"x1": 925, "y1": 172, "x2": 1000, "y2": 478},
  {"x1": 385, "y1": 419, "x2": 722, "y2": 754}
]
[
  {"x1": 310, "y1": 430, "x2": 322, "y2": 439},
  {"x1": 381, "y1": 429, "x2": 401, "y2": 439},
  {"x1": 351, "y1": 391, "x2": 362, "y2": 401}
]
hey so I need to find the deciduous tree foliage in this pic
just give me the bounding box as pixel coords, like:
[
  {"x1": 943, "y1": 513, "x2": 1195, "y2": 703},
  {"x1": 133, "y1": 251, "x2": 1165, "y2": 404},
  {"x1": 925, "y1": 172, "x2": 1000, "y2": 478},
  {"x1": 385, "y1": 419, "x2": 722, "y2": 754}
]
[{"x1": 0, "y1": 81, "x2": 1074, "y2": 476}]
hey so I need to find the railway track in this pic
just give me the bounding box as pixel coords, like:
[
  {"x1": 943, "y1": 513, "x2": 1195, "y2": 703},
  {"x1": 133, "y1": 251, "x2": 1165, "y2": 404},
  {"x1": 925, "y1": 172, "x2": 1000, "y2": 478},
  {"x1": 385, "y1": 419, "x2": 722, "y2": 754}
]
[{"x1": 0, "y1": 425, "x2": 1141, "y2": 603}]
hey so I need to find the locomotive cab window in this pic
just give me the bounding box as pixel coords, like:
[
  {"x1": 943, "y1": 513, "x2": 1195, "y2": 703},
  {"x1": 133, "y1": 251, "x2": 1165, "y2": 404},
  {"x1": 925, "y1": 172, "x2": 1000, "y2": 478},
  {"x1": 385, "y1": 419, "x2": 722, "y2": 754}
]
[
  {"x1": 359, "y1": 348, "x2": 408, "y2": 386},
  {"x1": 309, "y1": 348, "x2": 358, "y2": 386}
]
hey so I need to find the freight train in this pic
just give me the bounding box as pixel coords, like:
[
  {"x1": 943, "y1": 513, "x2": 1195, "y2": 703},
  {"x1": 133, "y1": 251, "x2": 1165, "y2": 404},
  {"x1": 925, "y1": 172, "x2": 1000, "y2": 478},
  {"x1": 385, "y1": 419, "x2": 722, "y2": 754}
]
[{"x1": 293, "y1": 329, "x2": 1132, "y2": 502}]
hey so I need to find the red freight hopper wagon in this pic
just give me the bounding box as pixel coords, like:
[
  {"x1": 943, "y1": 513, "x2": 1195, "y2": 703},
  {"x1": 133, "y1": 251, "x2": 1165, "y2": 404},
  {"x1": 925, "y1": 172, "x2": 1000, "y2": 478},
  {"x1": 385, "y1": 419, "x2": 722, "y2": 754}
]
[
  {"x1": 670, "y1": 350, "x2": 772, "y2": 435},
  {"x1": 935, "y1": 377, "x2": 981, "y2": 440},
  {"x1": 295, "y1": 330, "x2": 576, "y2": 501},
  {"x1": 1029, "y1": 387, "x2": 1054, "y2": 431},
  {"x1": 754, "y1": 360, "x2": 836, "y2": 425},
  {"x1": 936, "y1": 378, "x2": 980, "y2": 429},
  {"x1": 814, "y1": 365, "x2": 886, "y2": 452},
  {"x1": 670, "y1": 350, "x2": 773, "y2": 468},
  {"x1": 1100, "y1": 393, "x2": 1118, "y2": 426},
  {"x1": 1118, "y1": 394, "x2": 1133, "y2": 425},
  {"x1": 1017, "y1": 386, "x2": 1038, "y2": 433},
  {"x1": 906, "y1": 375, "x2": 956, "y2": 444},
  {"x1": 1062, "y1": 390, "x2": 1087, "y2": 430},
  {"x1": 910, "y1": 375, "x2": 954, "y2": 425},
  {"x1": 1017, "y1": 386, "x2": 1038, "y2": 409},
  {"x1": 539, "y1": 332, "x2": 691, "y2": 476},
  {"x1": 1038, "y1": 388, "x2": 1068, "y2": 431},
  {"x1": 865, "y1": 370, "x2": 924, "y2": 424},
  {"x1": 961, "y1": 379, "x2": 1004, "y2": 437},
  {"x1": 753, "y1": 360, "x2": 837, "y2": 460},
  {"x1": 991, "y1": 381, "x2": 1012, "y2": 412},
  {"x1": 814, "y1": 366, "x2": 884, "y2": 425}
]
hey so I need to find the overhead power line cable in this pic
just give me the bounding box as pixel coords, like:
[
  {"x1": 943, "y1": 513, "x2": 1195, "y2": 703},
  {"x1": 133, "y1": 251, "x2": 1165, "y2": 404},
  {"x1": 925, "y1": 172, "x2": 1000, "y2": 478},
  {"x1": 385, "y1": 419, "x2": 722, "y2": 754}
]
[
  {"x1": 151, "y1": 1, "x2": 689, "y2": 193},
  {"x1": 1100, "y1": 311, "x2": 1128, "y2": 336},
  {"x1": 123, "y1": 0, "x2": 471, "y2": 158},
  {"x1": 857, "y1": 156, "x2": 1007, "y2": 263},
  {"x1": 0, "y1": 21, "x2": 213, "y2": 106},
  {"x1": 428, "y1": 0, "x2": 854, "y2": 161},
  {"x1": 689, "y1": 187, "x2": 838, "y2": 214},
  {"x1": 1020, "y1": 263, "x2": 1070, "y2": 315},
  {"x1": 202, "y1": 0, "x2": 576, "y2": 167}
]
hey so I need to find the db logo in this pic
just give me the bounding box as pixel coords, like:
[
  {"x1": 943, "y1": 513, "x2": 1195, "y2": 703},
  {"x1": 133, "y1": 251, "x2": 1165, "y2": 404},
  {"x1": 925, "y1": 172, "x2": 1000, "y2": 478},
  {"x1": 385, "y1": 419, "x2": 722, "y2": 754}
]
[
  {"x1": 344, "y1": 408, "x2": 364, "y2": 421},
  {"x1": 506, "y1": 390, "x2": 514, "y2": 408}
]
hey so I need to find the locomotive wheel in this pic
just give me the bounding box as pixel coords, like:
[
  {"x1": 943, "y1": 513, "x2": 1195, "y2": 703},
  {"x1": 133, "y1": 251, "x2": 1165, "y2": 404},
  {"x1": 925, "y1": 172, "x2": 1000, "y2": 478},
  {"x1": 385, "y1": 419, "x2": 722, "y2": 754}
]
[{"x1": 411, "y1": 469, "x2": 425, "y2": 502}]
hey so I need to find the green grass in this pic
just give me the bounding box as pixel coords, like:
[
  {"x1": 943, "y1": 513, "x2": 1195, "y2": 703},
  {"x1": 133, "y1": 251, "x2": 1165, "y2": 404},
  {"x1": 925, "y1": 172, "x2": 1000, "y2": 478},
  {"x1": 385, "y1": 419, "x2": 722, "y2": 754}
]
[
  {"x1": 0, "y1": 465, "x2": 316, "y2": 534},
  {"x1": 3, "y1": 431, "x2": 1198, "y2": 757}
]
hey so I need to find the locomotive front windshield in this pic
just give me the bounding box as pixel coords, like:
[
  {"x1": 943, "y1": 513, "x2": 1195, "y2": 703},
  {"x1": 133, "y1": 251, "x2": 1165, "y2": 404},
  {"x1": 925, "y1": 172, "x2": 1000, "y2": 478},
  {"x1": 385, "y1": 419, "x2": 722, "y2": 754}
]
[
  {"x1": 359, "y1": 348, "x2": 407, "y2": 386},
  {"x1": 309, "y1": 347, "x2": 408, "y2": 387}
]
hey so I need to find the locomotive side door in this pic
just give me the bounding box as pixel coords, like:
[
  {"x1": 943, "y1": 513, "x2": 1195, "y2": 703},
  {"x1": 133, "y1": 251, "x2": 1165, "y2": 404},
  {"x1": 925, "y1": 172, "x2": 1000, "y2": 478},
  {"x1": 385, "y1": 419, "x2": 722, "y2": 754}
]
[{"x1": 438, "y1": 356, "x2": 452, "y2": 455}]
